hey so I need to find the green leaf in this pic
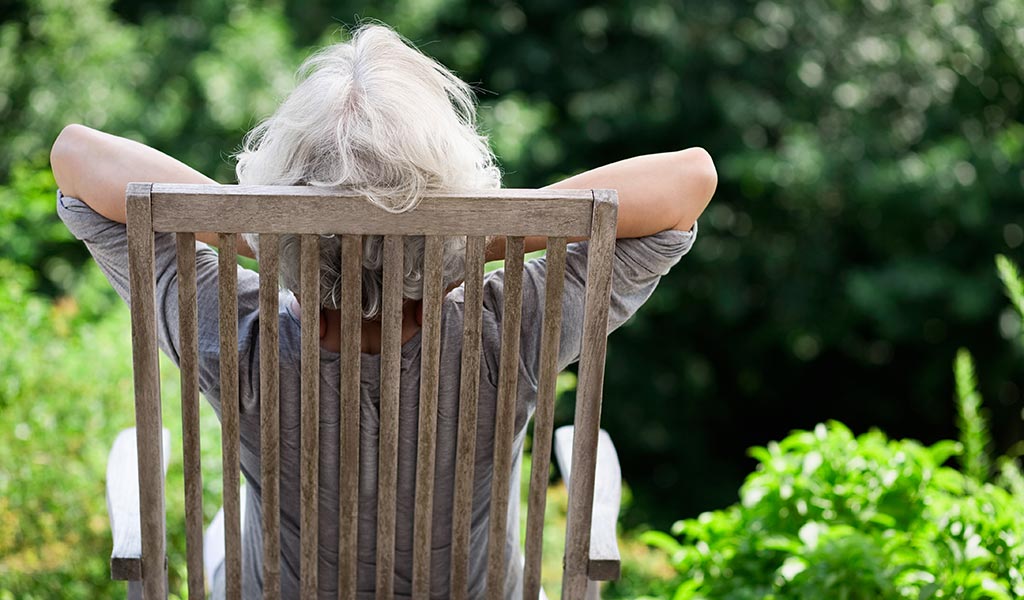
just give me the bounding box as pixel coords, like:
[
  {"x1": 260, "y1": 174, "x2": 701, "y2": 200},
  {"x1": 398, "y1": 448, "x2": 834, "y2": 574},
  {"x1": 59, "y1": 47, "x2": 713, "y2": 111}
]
[
  {"x1": 928, "y1": 440, "x2": 963, "y2": 466},
  {"x1": 759, "y1": 535, "x2": 802, "y2": 554},
  {"x1": 996, "y1": 255, "x2": 1024, "y2": 323},
  {"x1": 954, "y1": 348, "x2": 992, "y2": 482},
  {"x1": 778, "y1": 556, "x2": 808, "y2": 581},
  {"x1": 639, "y1": 530, "x2": 683, "y2": 555}
]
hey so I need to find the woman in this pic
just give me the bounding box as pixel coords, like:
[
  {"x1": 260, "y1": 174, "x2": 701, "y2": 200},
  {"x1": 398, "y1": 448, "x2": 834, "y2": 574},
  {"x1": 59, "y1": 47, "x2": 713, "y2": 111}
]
[{"x1": 52, "y1": 23, "x2": 715, "y2": 599}]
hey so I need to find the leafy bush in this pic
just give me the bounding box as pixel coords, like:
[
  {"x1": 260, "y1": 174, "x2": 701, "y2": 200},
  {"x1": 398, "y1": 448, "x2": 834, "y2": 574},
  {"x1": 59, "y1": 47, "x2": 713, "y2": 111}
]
[
  {"x1": 643, "y1": 257, "x2": 1024, "y2": 599},
  {"x1": 644, "y1": 420, "x2": 1024, "y2": 600},
  {"x1": 0, "y1": 259, "x2": 134, "y2": 598},
  {"x1": 0, "y1": 257, "x2": 228, "y2": 599}
]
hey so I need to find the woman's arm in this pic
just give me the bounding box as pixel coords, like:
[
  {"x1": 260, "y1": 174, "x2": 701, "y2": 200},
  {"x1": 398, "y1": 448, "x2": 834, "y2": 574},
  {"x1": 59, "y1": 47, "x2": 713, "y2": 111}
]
[
  {"x1": 486, "y1": 148, "x2": 717, "y2": 261},
  {"x1": 51, "y1": 125, "x2": 715, "y2": 261},
  {"x1": 50, "y1": 124, "x2": 253, "y2": 256},
  {"x1": 548, "y1": 148, "x2": 716, "y2": 235}
]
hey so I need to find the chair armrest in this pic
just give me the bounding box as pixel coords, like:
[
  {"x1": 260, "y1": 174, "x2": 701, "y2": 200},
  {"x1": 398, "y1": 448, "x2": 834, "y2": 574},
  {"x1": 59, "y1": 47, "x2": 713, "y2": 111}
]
[
  {"x1": 554, "y1": 426, "x2": 622, "y2": 581},
  {"x1": 106, "y1": 427, "x2": 171, "y2": 580}
]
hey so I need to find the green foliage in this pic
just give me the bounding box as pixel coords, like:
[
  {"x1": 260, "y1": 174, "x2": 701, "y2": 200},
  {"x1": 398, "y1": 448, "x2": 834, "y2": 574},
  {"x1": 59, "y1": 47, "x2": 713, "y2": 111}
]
[
  {"x1": 996, "y1": 255, "x2": 1024, "y2": 332},
  {"x1": 2, "y1": 0, "x2": 161, "y2": 170},
  {"x1": 0, "y1": 161, "x2": 100, "y2": 300},
  {"x1": 2, "y1": 0, "x2": 1024, "y2": 595},
  {"x1": 643, "y1": 259, "x2": 1024, "y2": 599},
  {"x1": 955, "y1": 349, "x2": 991, "y2": 483},
  {"x1": 643, "y1": 421, "x2": 1024, "y2": 600},
  {"x1": 2, "y1": 0, "x2": 1023, "y2": 525},
  {"x1": 191, "y1": 6, "x2": 303, "y2": 133},
  {"x1": 591, "y1": 0, "x2": 1024, "y2": 523},
  {"x1": 0, "y1": 261, "x2": 133, "y2": 597},
  {"x1": 0, "y1": 258, "x2": 230, "y2": 598}
]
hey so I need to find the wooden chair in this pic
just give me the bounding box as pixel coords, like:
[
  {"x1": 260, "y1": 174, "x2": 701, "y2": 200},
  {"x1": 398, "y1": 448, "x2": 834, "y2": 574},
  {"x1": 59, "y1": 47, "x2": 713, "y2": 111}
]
[{"x1": 105, "y1": 183, "x2": 623, "y2": 599}]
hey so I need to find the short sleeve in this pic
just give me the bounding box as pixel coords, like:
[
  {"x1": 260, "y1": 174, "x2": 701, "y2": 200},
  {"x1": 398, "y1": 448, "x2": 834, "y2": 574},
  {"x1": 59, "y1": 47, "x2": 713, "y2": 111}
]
[
  {"x1": 56, "y1": 190, "x2": 262, "y2": 415},
  {"x1": 482, "y1": 222, "x2": 698, "y2": 394}
]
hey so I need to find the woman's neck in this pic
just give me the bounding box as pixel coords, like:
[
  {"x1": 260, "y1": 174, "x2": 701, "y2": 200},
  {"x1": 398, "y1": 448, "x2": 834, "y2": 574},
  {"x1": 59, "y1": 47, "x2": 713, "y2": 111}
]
[{"x1": 290, "y1": 297, "x2": 422, "y2": 354}]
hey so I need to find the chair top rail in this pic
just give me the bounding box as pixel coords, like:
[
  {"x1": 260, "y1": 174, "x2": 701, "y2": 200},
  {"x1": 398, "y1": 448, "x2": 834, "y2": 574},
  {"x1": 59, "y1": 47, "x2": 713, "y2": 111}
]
[{"x1": 139, "y1": 183, "x2": 606, "y2": 237}]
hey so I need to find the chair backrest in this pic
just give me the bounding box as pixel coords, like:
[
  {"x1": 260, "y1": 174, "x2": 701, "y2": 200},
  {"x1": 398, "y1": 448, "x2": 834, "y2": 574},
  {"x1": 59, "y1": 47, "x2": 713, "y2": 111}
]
[{"x1": 124, "y1": 182, "x2": 618, "y2": 600}]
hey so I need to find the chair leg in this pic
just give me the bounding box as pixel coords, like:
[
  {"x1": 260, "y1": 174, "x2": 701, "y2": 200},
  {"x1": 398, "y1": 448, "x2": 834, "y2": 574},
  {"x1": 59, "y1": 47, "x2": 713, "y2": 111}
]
[
  {"x1": 126, "y1": 580, "x2": 143, "y2": 600},
  {"x1": 126, "y1": 573, "x2": 167, "y2": 600},
  {"x1": 585, "y1": 579, "x2": 601, "y2": 600}
]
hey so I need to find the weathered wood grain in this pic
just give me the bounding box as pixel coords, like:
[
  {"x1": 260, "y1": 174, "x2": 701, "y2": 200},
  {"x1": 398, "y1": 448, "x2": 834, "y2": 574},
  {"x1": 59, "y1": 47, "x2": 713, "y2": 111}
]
[
  {"x1": 149, "y1": 185, "x2": 593, "y2": 237},
  {"x1": 218, "y1": 232, "x2": 242, "y2": 600},
  {"x1": 120, "y1": 184, "x2": 624, "y2": 599},
  {"x1": 485, "y1": 236, "x2": 526, "y2": 597},
  {"x1": 412, "y1": 236, "x2": 445, "y2": 597},
  {"x1": 449, "y1": 236, "x2": 486, "y2": 600},
  {"x1": 176, "y1": 232, "x2": 205, "y2": 599},
  {"x1": 338, "y1": 235, "x2": 362, "y2": 599},
  {"x1": 376, "y1": 235, "x2": 404, "y2": 599},
  {"x1": 561, "y1": 191, "x2": 618, "y2": 600},
  {"x1": 125, "y1": 182, "x2": 167, "y2": 600},
  {"x1": 299, "y1": 234, "x2": 320, "y2": 597},
  {"x1": 522, "y1": 237, "x2": 568, "y2": 600},
  {"x1": 258, "y1": 233, "x2": 282, "y2": 600}
]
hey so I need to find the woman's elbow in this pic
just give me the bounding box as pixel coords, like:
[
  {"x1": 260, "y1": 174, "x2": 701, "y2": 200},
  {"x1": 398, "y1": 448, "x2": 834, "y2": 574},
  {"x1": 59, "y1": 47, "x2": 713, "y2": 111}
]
[
  {"x1": 690, "y1": 147, "x2": 718, "y2": 203},
  {"x1": 50, "y1": 123, "x2": 91, "y2": 194},
  {"x1": 673, "y1": 147, "x2": 717, "y2": 231}
]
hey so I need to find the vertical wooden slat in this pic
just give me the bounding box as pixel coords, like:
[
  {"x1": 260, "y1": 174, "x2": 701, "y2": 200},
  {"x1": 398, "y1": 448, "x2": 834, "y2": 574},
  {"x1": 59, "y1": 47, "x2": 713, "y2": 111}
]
[
  {"x1": 176, "y1": 232, "x2": 205, "y2": 599},
  {"x1": 522, "y1": 237, "x2": 568, "y2": 600},
  {"x1": 125, "y1": 182, "x2": 167, "y2": 600},
  {"x1": 299, "y1": 234, "x2": 321, "y2": 597},
  {"x1": 485, "y1": 236, "x2": 526, "y2": 597},
  {"x1": 338, "y1": 235, "x2": 362, "y2": 599},
  {"x1": 561, "y1": 193, "x2": 618, "y2": 600},
  {"x1": 259, "y1": 234, "x2": 282, "y2": 600},
  {"x1": 218, "y1": 232, "x2": 242, "y2": 600},
  {"x1": 412, "y1": 236, "x2": 445, "y2": 597},
  {"x1": 376, "y1": 235, "x2": 404, "y2": 598},
  {"x1": 449, "y1": 236, "x2": 486, "y2": 600}
]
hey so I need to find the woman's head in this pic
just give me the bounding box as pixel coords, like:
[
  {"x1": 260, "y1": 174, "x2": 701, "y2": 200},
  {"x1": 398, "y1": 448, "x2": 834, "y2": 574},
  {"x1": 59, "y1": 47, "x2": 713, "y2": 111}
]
[{"x1": 238, "y1": 23, "x2": 500, "y2": 318}]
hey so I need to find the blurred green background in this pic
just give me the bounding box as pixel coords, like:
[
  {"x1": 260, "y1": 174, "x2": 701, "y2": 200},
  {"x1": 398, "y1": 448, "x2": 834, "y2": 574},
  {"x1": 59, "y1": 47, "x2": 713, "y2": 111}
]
[{"x1": 1, "y1": 0, "x2": 1022, "y2": 597}]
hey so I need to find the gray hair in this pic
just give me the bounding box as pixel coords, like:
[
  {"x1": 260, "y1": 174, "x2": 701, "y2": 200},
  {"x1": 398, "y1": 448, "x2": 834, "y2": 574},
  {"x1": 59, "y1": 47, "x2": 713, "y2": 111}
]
[{"x1": 236, "y1": 23, "x2": 501, "y2": 318}]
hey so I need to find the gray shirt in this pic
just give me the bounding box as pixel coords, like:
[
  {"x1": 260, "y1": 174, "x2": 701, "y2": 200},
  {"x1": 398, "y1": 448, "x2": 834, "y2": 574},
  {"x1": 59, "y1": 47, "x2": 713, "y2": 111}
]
[{"x1": 57, "y1": 191, "x2": 697, "y2": 598}]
